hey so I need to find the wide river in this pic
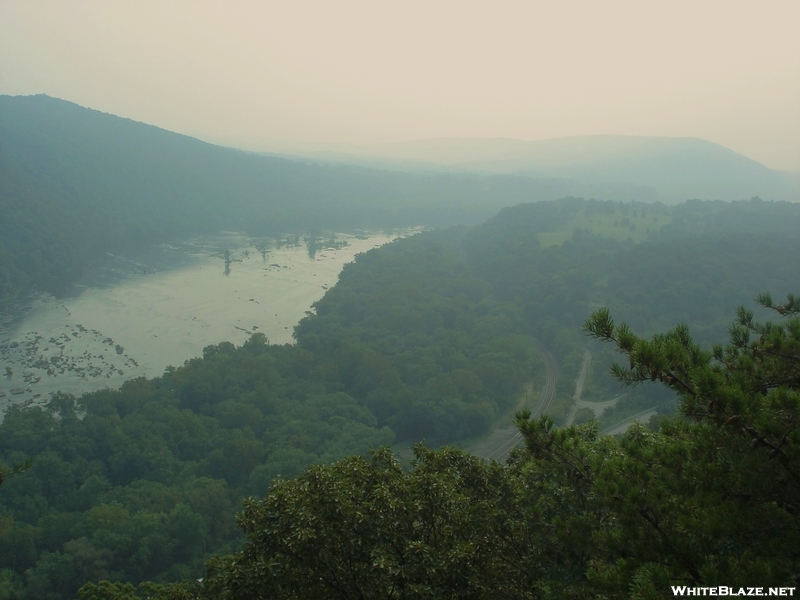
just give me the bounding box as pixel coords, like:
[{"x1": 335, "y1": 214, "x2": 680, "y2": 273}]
[{"x1": 0, "y1": 230, "x2": 415, "y2": 413}]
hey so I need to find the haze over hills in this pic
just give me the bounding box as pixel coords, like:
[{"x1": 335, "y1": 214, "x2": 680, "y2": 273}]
[
  {"x1": 0, "y1": 94, "x2": 653, "y2": 300},
  {"x1": 261, "y1": 135, "x2": 800, "y2": 203},
  {"x1": 2, "y1": 99, "x2": 800, "y2": 599},
  {"x1": 2, "y1": 2, "x2": 799, "y2": 595},
  {"x1": 1, "y1": 94, "x2": 797, "y2": 303}
]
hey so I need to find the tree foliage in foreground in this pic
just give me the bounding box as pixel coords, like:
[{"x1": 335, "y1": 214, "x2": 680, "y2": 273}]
[
  {"x1": 0, "y1": 228, "x2": 543, "y2": 599},
  {"x1": 91, "y1": 294, "x2": 799, "y2": 598},
  {"x1": 203, "y1": 446, "x2": 572, "y2": 600}
]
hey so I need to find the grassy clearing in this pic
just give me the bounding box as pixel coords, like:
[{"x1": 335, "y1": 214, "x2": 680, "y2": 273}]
[{"x1": 538, "y1": 209, "x2": 672, "y2": 247}]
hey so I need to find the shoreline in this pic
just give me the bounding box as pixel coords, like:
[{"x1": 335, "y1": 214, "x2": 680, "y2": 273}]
[{"x1": 0, "y1": 229, "x2": 419, "y2": 416}]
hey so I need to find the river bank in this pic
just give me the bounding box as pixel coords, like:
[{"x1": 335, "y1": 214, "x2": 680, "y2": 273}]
[{"x1": 0, "y1": 230, "x2": 417, "y2": 414}]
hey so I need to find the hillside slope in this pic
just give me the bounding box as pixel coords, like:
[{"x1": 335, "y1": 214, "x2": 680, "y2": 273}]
[{"x1": 0, "y1": 96, "x2": 656, "y2": 301}]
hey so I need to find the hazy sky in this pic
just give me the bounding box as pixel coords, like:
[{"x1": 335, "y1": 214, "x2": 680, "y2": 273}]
[{"x1": 1, "y1": 1, "x2": 799, "y2": 171}]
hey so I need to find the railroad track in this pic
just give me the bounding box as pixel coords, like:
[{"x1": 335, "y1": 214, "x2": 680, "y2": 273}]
[
  {"x1": 599, "y1": 407, "x2": 658, "y2": 436},
  {"x1": 564, "y1": 350, "x2": 592, "y2": 426},
  {"x1": 484, "y1": 344, "x2": 557, "y2": 461},
  {"x1": 480, "y1": 348, "x2": 658, "y2": 460}
]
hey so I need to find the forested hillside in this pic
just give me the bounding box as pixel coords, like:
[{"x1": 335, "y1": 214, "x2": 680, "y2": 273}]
[
  {"x1": 0, "y1": 227, "x2": 540, "y2": 597},
  {"x1": 1, "y1": 95, "x2": 650, "y2": 304},
  {"x1": 1, "y1": 198, "x2": 799, "y2": 598},
  {"x1": 156, "y1": 292, "x2": 799, "y2": 598},
  {"x1": 464, "y1": 197, "x2": 800, "y2": 424}
]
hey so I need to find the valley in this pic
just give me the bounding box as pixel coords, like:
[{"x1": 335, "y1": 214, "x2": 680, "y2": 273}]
[
  {"x1": 0, "y1": 230, "x2": 413, "y2": 413},
  {"x1": 0, "y1": 94, "x2": 798, "y2": 597}
]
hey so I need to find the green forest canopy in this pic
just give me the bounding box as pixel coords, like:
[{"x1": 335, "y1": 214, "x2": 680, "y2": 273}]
[
  {"x1": 1, "y1": 197, "x2": 799, "y2": 598},
  {"x1": 79, "y1": 293, "x2": 800, "y2": 598}
]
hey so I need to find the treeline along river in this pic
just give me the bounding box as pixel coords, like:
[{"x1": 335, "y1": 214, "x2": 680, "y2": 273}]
[{"x1": 0, "y1": 230, "x2": 414, "y2": 414}]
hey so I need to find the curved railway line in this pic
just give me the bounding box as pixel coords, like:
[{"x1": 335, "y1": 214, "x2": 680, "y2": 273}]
[
  {"x1": 483, "y1": 344, "x2": 557, "y2": 461},
  {"x1": 599, "y1": 407, "x2": 658, "y2": 436},
  {"x1": 564, "y1": 349, "x2": 593, "y2": 426}
]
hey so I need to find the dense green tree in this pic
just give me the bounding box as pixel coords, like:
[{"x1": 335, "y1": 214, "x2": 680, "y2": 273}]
[
  {"x1": 522, "y1": 292, "x2": 800, "y2": 592},
  {"x1": 120, "y1": 294, "x2": 797, "y2": 598},
  {"x1": 175, "y1": 446, "x2": 580, "y2": 600},
  {"x1": 4, "y1": 197, "x2": 800, "y2": 598}
]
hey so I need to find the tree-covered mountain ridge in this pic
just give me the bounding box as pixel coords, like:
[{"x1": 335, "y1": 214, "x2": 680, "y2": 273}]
[{"x1": 1, "y1": 94, "x2": 663, "y2": 304}]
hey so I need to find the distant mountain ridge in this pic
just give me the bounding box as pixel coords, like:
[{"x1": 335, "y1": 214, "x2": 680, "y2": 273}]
[
  {"x1": 1, "y1": 94, "x2": 796, "y2": 303},
  {"x1": 0, "y1": 94, "x2": 658, "y2": 300},
  {"x1": 273, "y1": 135, "x2": 799, "y2": 202}
]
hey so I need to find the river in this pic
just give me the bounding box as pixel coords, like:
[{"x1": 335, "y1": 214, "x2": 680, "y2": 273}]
[{"x1": 0, "y1": 230, "x2": 415, "y2": 413}]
